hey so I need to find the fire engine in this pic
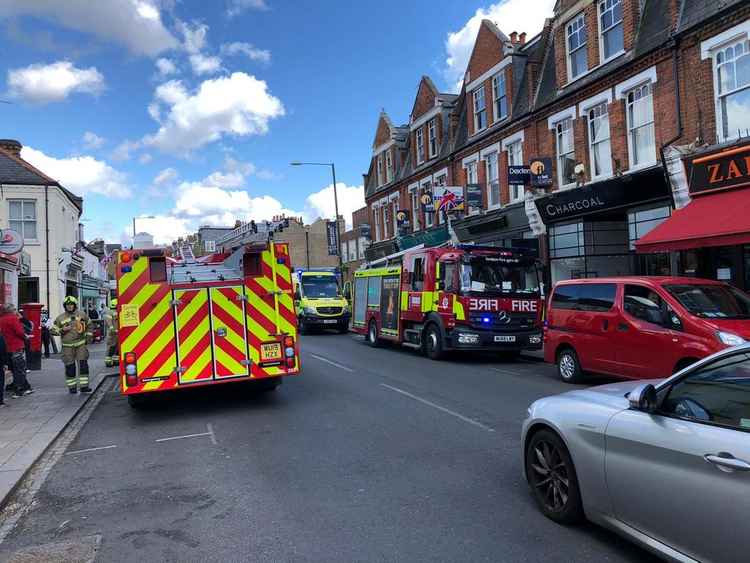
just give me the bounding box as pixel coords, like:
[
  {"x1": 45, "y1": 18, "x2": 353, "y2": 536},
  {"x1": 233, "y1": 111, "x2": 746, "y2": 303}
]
[
  {"x1": 352, "y1": 244, "x2": 543, "y2": 360},
  {"x1": 115, "y1": 240, "x2": 300, "y2": 408}
]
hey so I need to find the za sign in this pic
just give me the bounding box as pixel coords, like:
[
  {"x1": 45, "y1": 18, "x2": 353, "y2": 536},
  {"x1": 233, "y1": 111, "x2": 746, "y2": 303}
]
[{"x1": 433, "y1": 186, "x2": 464, "y2": 214}]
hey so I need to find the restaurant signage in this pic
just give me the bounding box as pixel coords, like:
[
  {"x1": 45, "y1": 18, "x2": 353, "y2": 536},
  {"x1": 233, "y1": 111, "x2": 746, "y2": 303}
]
[
  {"x1": 688, "y1": 142, "x2": 750, "y2": 196},
  {"x1": 465, "y1": 183, "x2": 483, "y2": 208}
]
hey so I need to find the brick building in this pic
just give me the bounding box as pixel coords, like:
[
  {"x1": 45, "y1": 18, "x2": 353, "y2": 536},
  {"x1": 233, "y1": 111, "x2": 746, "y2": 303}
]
[
  {"x1": 340, "y1": 206, "x2": 370, "y2": 284},
  {"x1": 362, "y1": 0, "x2": 750, "y2": 289}
]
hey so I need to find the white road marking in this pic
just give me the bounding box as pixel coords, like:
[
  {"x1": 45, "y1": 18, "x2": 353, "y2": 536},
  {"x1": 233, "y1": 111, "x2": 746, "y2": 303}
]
[
  {"x1": 489, "y1": 367, "x2": 527, "y2": 377},
  {"x1": 309, "y1": 354, "x2": 354, "y2": 373},
  {"x1": 380, "y1": 383, "x2": 495, "y2": 433},
  {"x1": 155, "y1": 431, "x2": 212, "y2": 443},
  {"x1": 207, "y1": 423, "x2": 217, "y2": 445},
  {"x1": 65, "y1": 444, "x2": 117, "y2": 455}
]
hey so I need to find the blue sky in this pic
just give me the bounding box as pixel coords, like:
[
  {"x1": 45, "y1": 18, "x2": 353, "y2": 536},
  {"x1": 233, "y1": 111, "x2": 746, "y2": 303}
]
[{"x1": 0, "y1": 0, "x2": 552, "y2": 244}]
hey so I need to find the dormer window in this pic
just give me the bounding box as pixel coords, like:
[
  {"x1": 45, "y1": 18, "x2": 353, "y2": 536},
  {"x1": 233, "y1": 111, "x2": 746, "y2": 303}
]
[
  {"x1": 566, "y1": 13, "x2": 588, "y2": 80},
  {"x1": 492, "y1": 73, "x2": 508, "y2": 122},
  {"x1": 599, "y1": 0, "x2": 624, "y2": 61},
  {"x1": 416, "y1": 128, "x2": 425, "y2": 165},
  {"x1": 473, "y1": 86, "x2": 487, "y2": 132},
  {"x1": 428, "y1": 118, "x2": 437, "y2": 158}
]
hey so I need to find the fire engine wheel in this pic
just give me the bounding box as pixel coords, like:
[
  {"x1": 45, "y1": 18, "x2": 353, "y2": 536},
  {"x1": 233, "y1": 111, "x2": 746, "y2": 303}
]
[
  {"x1": 423, "y1": 324, "x2": 444, "y2": 361},
  {"x1": 367, "y1": 320, "x2": 380, "y2": 347}
]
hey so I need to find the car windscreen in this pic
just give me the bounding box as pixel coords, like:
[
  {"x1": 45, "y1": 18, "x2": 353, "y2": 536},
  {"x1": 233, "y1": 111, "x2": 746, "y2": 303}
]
[
  {"x1": 665, "y1": 284, "x2": 750, "y2": 320},
  {"x1": 301, "y1": 276, "x2": 339, "y2": 298},
  {"x1": 460, "y1": 256, "x2": 539, "y2": 294}
]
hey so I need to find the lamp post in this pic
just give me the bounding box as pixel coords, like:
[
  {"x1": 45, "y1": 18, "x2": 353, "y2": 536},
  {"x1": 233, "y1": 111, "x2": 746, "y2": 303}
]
[
  {"x1": 290, "y1": 161, "x2": 342, "y2": 271},
  {"x1": 132, "y1": 215, "x2": 156, "y2": 247}
]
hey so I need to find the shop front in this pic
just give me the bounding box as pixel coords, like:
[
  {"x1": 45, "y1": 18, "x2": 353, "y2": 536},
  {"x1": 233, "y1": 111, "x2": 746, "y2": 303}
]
[
  {"x1": 535, "y1": 166, "x2": 673, "y2": 283},
  {"x1": 451, "y1": 202, "x2": 539, "y2": 255},
  {"x1": 0, "y1": 253, "x2": 19, "y2": 306},
  {"x1": 636, "y1": 140, "x2": 750, "y2": 291}
]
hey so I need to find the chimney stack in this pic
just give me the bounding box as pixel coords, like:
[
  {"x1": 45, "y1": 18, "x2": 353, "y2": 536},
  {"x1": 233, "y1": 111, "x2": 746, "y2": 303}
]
[
  {"x1": 510, "y1": 31, "x2": 518, "y2": 44},
  {"x1": 519, "y1": 32, "x2": 527, "y2": 45},
  {"x1": 0, "y1": 139, "x2": 22, "y2": 158}
]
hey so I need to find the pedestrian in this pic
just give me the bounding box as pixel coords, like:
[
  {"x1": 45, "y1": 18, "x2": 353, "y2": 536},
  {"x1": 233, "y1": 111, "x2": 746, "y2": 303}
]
[
  {"x1": 51, "y1": 296, "x2": 92, "y2": 394},
  {"x1": 19, "y1": 308, "x2": 33, "y2": 371},
  {"x1": 0, "y1": 331, "x2": 6, "y2": 407},
  {"x1": 104, "y1": 298, "x2": 119, "y2": 368},
  {"x1": 0, "y1": 304, "x2": 33, "y2": 398},
  {"x1": 41, "y1": 310, "x2": 57, "y2": 358},
  {"x1": 88, "y1": 306, "x2": 99, "y2": 321}
]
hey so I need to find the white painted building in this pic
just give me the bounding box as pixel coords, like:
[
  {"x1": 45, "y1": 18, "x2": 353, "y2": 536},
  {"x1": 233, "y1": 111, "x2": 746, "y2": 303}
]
[
  {"x1": 0, "y1": 139, "x2": 83, "y2": 315},
  {"x1": 133, "y1": 232, "x2": 155, "y2": 249}
]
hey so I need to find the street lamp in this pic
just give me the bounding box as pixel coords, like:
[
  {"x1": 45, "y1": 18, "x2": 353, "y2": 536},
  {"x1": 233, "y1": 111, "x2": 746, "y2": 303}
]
[
  {"x1": 132, "y1": 215, "x2": 156, "y2": 244},
  {"x1": 290, "y1": 161, "x2": 342, "y2": 271}
]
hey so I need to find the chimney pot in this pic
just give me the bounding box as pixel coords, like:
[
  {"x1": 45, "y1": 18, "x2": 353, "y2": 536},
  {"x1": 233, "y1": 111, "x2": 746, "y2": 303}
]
[
  {"x1": 519, "y1": 32, "x2": 527, "y2": 44},
  {"x1": 510, "y1": 31, "x2": 518, "y2": 44},
  {"x1": 0, "y1": 139, "x2": 22, "y2": 158}
]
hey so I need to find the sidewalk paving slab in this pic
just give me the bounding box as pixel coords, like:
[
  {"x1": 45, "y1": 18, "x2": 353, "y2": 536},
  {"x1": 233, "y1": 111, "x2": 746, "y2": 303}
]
[{"x1": 0, "y1": 343, "x2": 113, "y2": 508}]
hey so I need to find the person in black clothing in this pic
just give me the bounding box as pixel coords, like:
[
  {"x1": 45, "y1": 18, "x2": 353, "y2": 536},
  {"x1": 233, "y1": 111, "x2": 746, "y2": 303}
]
[
  {"x1": 87, "y1": 306, "x2": 99, "y2": 320},
  {"x1": 0, "y1": 333, "x2": 6, "y2": 406},
  {"x1": 18, "y1": 308, "x2": 33, "y2": 370},
  {"x1": 41, "y1": 310, "x2": 56, "y2": 358}
]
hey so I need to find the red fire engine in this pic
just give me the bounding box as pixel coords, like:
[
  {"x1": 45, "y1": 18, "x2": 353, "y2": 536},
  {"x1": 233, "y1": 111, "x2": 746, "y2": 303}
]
[
  {"x1": 115, "y1": 241, "x2": 300, "y2": 407},
  {"x1": 352, "y1": 244, "x2": 543, "y2": 359}
]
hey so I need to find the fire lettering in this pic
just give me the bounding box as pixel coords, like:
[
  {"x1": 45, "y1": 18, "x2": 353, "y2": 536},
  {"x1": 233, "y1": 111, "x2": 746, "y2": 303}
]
[{"x1": 512, "y1": 300, "x2": 539, "y2": 312}]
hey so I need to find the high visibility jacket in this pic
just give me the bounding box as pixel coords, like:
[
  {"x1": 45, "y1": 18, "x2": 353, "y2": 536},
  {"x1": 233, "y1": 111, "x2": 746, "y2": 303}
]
[
  {"x1": 52, "y1": 311, "x2": 91, "y2": 347},
  {"x1": 105, "y1": 312, "x2": 118, "y2": 335}
]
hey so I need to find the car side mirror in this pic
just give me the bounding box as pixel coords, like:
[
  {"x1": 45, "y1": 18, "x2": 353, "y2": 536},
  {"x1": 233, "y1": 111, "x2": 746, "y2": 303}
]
[
  {"x1": 628, "y1": 383, "x2": 658, "y2": 413},
  {"x1": 668, "y1": 311, "x2": 683, "y2": 331},
  {"x1": 343, "y1": 285, "x2": 351, "y2": 301}
]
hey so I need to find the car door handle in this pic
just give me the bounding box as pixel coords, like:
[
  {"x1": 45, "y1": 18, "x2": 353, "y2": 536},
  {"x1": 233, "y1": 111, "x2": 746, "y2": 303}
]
[
  {"x1": 704, "y1": 453, "x2": 750, "y2": 472},
  {"x1": 617, "y1": 323, "x2": 629, "y2": 332}
]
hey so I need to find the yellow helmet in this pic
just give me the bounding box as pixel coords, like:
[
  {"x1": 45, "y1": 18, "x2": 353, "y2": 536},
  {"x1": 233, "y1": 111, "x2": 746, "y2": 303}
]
[
  {"x1": 63, "y1": 296, "x2": 78, "y2": 309},
  {"x1": 110, "y1": 298, "x2": 118, "y2": 309}
]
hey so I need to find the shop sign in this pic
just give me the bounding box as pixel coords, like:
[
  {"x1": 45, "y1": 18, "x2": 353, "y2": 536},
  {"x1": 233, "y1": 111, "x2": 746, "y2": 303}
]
[
  {"x1": 0, "y1": 229, "x2": 23, "y2": 255},
  {"x1": 420, "y1": 190, "x2": 434, "y2": 213},
  {"x1": 465, "y1": 184, "x2": 483, "y2": 208},
  {"x1": 689, "y1": 143, "x2": 750, "y2": 196},
  {"x1": 508, "y1": 165, "x2": 531, "y2": 185},
  {"x1": 396, "y1": 209, "x2": 410, "y2": 227},
  {"x1": 529, "y1": 157, "x2": 553, "y2": 187},
  {"x1": 326, "y1": 220, "x2": 339, "y2": 256}
]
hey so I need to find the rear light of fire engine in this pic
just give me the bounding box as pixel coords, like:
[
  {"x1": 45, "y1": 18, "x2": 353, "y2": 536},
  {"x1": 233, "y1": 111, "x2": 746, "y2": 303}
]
[
  {"x1": 120, "y1": 251, "x2": 131, "y2": 263},
  {"x1": 124, "y1": 351, "x2": 138, "y2": 386},
  {"x1": 283, "y1": 336, "x2": 295, "y2": 368}
]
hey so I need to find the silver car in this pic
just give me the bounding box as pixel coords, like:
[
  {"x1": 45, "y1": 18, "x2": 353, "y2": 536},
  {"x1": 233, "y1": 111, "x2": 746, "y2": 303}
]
[{"x1": 522, "y1": 344, "x2": 750, "y2": 563}]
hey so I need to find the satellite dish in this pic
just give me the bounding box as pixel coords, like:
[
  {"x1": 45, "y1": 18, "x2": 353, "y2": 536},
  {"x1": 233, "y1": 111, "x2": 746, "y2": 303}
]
[{"x1": 0, "y1": 229, "x2": 24, "y2": 254}]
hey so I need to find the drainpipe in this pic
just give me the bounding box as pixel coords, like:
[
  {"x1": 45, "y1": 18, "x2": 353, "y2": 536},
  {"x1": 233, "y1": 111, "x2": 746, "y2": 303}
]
[
  {"x1": 659, "y1": 34, "x2": 685, "y2": 212},
  {"x1": 45, "y1": 184, "x2": 50, "y2": 310}
]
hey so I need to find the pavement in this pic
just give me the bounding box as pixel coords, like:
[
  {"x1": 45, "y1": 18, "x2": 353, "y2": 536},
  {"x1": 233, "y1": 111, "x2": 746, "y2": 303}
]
[
  {"x1": 0, "y1": 342, "x2": 112, "y2": 509},
  {"x1": 0, "y1": 333, "x2": 657, "y2": 563}
]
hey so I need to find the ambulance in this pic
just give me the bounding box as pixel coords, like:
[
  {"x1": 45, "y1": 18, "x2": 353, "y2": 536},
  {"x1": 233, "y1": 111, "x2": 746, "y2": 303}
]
[
  {"x1": 352, "y1": 244, "x2": 543, "y2": 360},
  {"x1": 115, "y1": 240, "x2": 300, "y2": 408},
  {"x1": 293, "y1": 269, "x2": 350, "y2": 333}
]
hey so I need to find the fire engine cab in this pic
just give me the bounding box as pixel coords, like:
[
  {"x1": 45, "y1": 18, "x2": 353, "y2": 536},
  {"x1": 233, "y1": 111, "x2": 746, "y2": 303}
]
[
  {"x1": 352, "y1": 244, "x2": 543, "y2": 359},
  {"x1": 115, "y1": 241, "x2": 300, "y2": 408}
]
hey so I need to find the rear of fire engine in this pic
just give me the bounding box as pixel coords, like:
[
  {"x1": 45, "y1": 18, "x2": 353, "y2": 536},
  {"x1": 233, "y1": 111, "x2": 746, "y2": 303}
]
[
  {"x1": 352, "y1": 244, "x2": 543, "y2": 360},
  {"x1": 115, "y1": 241, "x2": 300, "y2": 408}
]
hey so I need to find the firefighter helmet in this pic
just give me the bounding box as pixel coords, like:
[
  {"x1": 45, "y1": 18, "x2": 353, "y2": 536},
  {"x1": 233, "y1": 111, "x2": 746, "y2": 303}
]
[
  {"x1": 110, "y1": 298, "x2": 118, "y2": 309},
  {"x1": 63, "y1": 296, "x2": 78, "y2": 310}
]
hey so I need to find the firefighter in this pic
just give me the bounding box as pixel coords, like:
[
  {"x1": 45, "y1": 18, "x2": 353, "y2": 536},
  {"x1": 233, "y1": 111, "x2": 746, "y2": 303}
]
[
  {"x1": 52, "y1": 296, "x2": 92, "y2": 394},
  {"x1": 104, "y1": 298, "x2": 119, "y2": 368}
]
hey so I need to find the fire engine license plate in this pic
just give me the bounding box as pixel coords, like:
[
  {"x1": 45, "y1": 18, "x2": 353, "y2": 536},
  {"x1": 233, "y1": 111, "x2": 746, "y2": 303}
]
[
  {"x1": 261, "y1": 343, "x2": 282, "y2": 361},
  {"x1": 494, "y1": 335, "x2": 516, "y2": 343},
  {"x1": 323, "y1": 319, "x2": 337, "y2": 324}
]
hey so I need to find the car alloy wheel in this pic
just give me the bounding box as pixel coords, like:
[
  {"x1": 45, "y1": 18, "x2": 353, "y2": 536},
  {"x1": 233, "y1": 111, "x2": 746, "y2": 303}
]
[
  {"x1": 557, "y1": 349, "x2": 582, "y2": 383},
  {"x1": 559, "y1": 355, "x2": 575, "y2": 379},
  {"x1": 530, "y1": 439, "x2": 570, "y2": 511}
]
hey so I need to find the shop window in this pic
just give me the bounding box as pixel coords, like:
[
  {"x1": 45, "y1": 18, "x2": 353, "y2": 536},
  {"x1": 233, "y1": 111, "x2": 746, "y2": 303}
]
[
  {"x1": 507, "y1": 140, "x2": 524, "y2": 203},
  {"x1": 485, "y1": 152, "x2": 500, "y2": 209},
  {"x1": 714, "y1": 39, "x2": 750, "y2": 141},
  {"x1": 599, "y1": 0, "x2": 624, "y2": 62},
  {"x1": 566, "y1": 13, "x2": 588, "y2": 81},
  {"x1": 628, "y1": 205, "x2": 671, "y2": 249},
  {"x1": 473, "y1": 86, "x2": 487, "y2": 132},
  {"x1": 587, "y1": 102, "x2": 612, "y2": 179},
  {"x1": 549, "y1": 221, "x2": 585, "y2": 259},
  {"x1": 555, "y1": 118, "x2": 576, "y2": 188},
  {"x1": 492, "y1": 73, "x2": 508, "y2": 122},
  {"x1": 9, "y1": 200, "x2": 37, "y2": 241},
  {"x1": 626, "y1": 82, "x2": 656, "y2": 168}
]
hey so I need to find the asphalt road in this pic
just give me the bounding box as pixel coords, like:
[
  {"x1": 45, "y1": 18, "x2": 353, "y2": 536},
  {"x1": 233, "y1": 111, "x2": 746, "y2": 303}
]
[{"x1": 0, "y1": 333, "x2": 658, "y2": 562}]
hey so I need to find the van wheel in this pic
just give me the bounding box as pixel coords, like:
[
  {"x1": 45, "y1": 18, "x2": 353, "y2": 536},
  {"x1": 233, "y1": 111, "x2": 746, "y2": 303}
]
[
  {"x1": 423, "y1": 324, "x2": 444, "y2": 361},
  {"x1": 557, "y1": 348, "x2": 583, "y2": 383},
  {"x1": 367, "y1": 320, "x2": 380, "y2": 347}
]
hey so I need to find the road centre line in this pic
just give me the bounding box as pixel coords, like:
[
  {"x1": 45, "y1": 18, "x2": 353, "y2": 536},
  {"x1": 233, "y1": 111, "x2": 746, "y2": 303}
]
[
  {"x1": 309, "y1": 354, "x2": 354, "y2": 372},
  {"x1": 66, "y1": 444, "x2": 117, "y2": 455},
  {"x1": 380, "y1": 383, "x2": 495, "y2": 433},
  {"x1": 155, "y1": 431, "x2": 211, "y2": 443},
  {"x1": 489, "y1": 367, "x2": 527, "y2": 377},
  {"x1": 207, "y1": 423, "x2": 218, "y2": 445}
]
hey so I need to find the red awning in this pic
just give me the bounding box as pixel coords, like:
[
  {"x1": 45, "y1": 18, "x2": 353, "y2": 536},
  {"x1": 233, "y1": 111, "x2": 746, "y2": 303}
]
[{"x1": 636, "y1": 188, "x2": 750, "y2": 253}]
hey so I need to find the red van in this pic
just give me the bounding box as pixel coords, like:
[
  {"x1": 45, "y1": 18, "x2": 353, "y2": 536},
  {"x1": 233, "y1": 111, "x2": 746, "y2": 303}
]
[{"x1": 544, "y1": 277, "x2": 750, "y2": 382}]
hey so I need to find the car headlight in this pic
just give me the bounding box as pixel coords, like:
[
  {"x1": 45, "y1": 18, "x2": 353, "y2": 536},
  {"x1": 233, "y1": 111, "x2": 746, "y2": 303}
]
[
  {"x1": 303, "y1": 306, "x2": 316, "y2": 315},
  {"x1": 717, "y1": 331, "x2": 746, "y2": 346}
]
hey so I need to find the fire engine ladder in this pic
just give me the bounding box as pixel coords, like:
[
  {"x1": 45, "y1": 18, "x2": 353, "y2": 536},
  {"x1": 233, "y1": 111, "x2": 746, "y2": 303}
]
[{"x1": 180, "y1": 243, "x2": 196, "y2": 264}]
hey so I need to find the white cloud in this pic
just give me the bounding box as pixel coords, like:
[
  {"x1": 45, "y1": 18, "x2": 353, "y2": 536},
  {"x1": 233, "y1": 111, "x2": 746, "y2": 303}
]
[
  {"x1": 130, "y1": 215, "x2": 192, "y2": 245},
  {"x1": 443, "y1": 0, "x2": 554, "y2": 91},
  {"x1": 203, "y1": 171, "x2": 245, "y2": 188},
  {"x1": 220, "y1": 42, "x2": 271, "y2": 63},
  {"x1": 143, "y1": 72, "x2": 285, "y2": 155},
  {"x1": 154, "y1": 167, "x2": 179, "y2": 185},
  {"x1": 139, "y1": 153, "x2": 153, "y2": 164},
  {"x1": 304, "y1": 183, "x2": 364, "y2": 228},
  {"x1": 189, "y1": 53, "x2": 222, "y2": 75},
  {"x1": 178, "y1": 20, "x2": 208, "y2": 54},
  {"x1": 227, "y1": 0, "x2": 268, "y2": 17},
  {"x1": 111, "y1": 139, "x2": 141, "y2": 161},
  {"x1": 7, "y1": 60, "x2": 104, "y2": 104},
  {"x1": 155, "y1": 57, "x2": 178, "y2": 76},
  {"x1": 82, "y1": 131, "x2": 105, "y2": 150},
  {"x1": 21, "y1": 146, "x2": 131, "y2": 198},
  {"x1": 0, "y1": 0, "x2": 178, "y2": 56}
]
